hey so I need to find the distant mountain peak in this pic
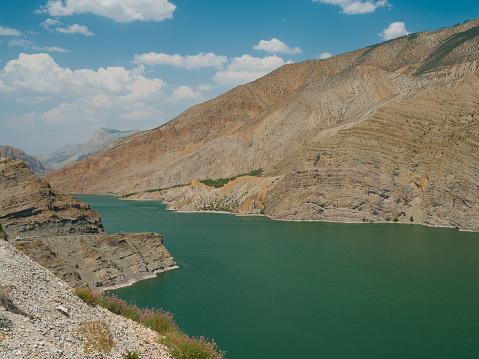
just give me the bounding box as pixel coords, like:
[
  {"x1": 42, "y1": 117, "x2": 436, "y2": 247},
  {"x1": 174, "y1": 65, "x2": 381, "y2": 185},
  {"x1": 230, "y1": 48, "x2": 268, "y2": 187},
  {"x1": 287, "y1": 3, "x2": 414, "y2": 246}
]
[{"x1": 37, "y1": 127, "x2": 139, "y2": 170}]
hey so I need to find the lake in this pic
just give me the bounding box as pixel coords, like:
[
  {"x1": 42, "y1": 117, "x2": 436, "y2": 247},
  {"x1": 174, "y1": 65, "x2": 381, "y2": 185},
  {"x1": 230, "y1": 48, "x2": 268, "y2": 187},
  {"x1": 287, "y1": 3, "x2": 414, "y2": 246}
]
[{"x1": 76, "y1": 195, "x2": 479, "y2": 359}]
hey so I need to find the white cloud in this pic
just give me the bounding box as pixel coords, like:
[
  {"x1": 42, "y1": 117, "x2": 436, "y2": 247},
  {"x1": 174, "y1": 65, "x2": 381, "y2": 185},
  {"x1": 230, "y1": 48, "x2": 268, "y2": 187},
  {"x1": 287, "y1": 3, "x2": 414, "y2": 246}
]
[
  {"x1": 168, "y1": 86, "x2": 202, "y2": 102},
  {"x1": 0, "y1": 53, "x2": 166, "y2": 97},
  {"x1": 253, "y1": 38, "x2": 302, "y2": 54},
  {"x1": 37, "y1": 0, "x2": 177, "y2": 23},
  {"x1": 8, "y1": 39, "x2": 33, "y2": 48},
  {"x1": 133, "y1": 52, "x2": 228, "y2": 70},
  {"x1": 314, "y1": 0, "x2": 390, "y2": 14},
  {"x1": 214, "y1": 55, "x2": 288, "y2": 87},
  {"x1": 32, "y1": 46, "x2": 70, "y2": 52},
  {"x1": 56, "y1": 24, "x2": 94, "y2": 36},
  {"x1": 318, "y1": 52, "x2": 332, "y2": 59},
  {"x1": 0, "y1": 26, "x2": 21, "y2": 36},
  {"x1": 40, "y1": 18, "x2": 60, "y2": 32},
  {"x1": 379, "y1": 22, "x2": 410, "y2": 40}
]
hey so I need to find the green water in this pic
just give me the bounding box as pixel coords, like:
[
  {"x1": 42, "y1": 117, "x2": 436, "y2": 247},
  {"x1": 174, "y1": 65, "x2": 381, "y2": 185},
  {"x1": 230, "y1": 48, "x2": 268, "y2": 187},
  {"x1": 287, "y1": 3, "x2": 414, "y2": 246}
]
[{"x1": 77, "y1": 195, "x2": 479, "y2": 359}]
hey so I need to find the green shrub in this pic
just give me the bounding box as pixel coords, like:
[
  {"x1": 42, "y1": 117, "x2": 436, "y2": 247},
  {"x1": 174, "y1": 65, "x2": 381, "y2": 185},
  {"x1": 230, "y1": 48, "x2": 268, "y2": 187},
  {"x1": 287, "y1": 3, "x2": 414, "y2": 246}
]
[
  {"x1": 393, "y1": 218, "x2": 399, "y2": 222},
  {"x1": 74, "y1": 287, "x2": 100, "y2": 307},
  {"x1": 410, "y1": 216, "x2": 414, "y2": 222}
]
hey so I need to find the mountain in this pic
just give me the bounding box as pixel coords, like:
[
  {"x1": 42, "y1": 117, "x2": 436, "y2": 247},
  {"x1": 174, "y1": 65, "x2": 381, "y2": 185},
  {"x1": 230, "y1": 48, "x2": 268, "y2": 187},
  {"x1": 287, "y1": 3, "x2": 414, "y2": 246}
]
[
  {"x1": 37, "y1": 127, "x2": 139, "y2": 170},
  {"x1": 0, "y1": 145, "x2": 47, "y2": 174},
  {"x1": 0, "y1": 156, "x2": 176, "y2": 289},
  {"x1": 46, "y1": 19, "x2": 479, "y2": 231}
]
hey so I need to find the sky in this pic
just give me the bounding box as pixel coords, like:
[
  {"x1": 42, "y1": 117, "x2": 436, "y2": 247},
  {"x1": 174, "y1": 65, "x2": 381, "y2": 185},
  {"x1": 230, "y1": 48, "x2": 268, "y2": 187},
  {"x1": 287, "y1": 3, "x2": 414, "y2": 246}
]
[{"x1": 0, "y1": 0, "x2": 478, "y2": 154}]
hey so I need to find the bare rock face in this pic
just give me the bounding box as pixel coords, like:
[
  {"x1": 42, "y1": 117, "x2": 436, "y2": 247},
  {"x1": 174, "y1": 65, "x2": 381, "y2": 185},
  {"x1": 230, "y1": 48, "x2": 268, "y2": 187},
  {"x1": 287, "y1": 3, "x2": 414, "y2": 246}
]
[
  {"x1": 0, "y1": 156, "x2": 105, "y2": 238},
  {"x1": 128, "y1": 177, "x2": 280, "y2": 215},
  {"x1": 13, "y1": 233, "x2": 178, "y2": 290},
  {"x1": 45, "y1": 19, "x2": 479, "y2": 232},
  {"x1": 0, "y1": 145, "x2": 47, "y2": 175},
  {"x1": 0, "y1": 156, "x2": 177, "y2": 289}
]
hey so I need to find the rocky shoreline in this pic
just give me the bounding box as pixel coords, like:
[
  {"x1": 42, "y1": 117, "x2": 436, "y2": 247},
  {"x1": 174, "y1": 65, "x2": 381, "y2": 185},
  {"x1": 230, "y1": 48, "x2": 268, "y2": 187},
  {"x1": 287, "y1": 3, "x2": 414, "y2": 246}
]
[{"x1": 0, "y1": 239, "x2": 173, "y2": 359}]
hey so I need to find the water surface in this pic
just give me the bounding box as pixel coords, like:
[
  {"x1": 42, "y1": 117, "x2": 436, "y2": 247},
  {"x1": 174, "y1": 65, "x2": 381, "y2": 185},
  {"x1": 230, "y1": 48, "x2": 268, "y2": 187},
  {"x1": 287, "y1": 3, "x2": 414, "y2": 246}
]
[{"x1": 77, "y1": 195, "x2": 479, "y2": 359}]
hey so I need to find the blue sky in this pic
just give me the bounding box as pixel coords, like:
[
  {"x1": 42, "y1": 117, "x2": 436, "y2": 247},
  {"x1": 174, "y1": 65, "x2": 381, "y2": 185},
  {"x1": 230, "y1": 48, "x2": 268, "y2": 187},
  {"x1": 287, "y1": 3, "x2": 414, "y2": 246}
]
[{"x1": 0, "y1": 0, "x2": 477, "y2": 154}]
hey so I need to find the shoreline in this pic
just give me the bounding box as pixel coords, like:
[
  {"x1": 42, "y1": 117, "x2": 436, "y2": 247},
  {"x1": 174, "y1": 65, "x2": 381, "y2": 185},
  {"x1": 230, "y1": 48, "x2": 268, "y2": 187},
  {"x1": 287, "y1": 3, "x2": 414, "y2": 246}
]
[
  {"x1": 100, "y1": 264, "x2": 180, "y2": 292},
  {"x1": 78, "y1": 194, "x2": 470, "y2": 232}
]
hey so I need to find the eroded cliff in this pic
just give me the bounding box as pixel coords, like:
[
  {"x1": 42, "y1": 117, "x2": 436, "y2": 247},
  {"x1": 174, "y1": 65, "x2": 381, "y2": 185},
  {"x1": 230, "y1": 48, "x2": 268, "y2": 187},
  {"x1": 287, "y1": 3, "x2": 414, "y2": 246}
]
[{"x1": 0, "y1": 156, "x2": 177, "y2": 289}]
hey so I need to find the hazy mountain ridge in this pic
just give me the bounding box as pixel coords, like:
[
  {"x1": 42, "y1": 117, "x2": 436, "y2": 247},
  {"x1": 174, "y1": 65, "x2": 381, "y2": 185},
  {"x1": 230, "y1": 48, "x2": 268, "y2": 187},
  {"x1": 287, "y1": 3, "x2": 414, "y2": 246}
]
[
  {"x1": 46, "y1": 19, "x2": 479, "y2": 231},
  {"x1": 38, "y1": 127, "x2": 139, "y2": 170}
]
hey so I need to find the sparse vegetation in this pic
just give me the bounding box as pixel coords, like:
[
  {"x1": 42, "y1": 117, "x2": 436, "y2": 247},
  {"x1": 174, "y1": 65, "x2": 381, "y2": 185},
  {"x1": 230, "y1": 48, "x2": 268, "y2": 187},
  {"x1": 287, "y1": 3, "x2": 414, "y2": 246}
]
[
  {"x1": 78, "y1": 319, "x2": 115, "y2": 355},
  {"x1": 393, "y1": 218, "x2": 399, "y2": 222},
  {"x1": 410, "y1": 216, "x2": 414, "y2": 222},
  {"x1": 74, "y1": 288, "x2": 225, "y2": 359},
  {"x1": 199, "y1": 169, "x2": 264, "y2": 188}
]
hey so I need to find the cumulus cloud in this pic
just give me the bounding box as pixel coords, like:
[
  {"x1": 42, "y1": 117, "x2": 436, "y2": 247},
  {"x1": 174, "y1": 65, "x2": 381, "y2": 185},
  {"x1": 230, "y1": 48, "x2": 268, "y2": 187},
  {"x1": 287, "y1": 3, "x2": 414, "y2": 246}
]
[
  {"x1": 379, "y1": 21, "x2": 410, "y2": 40},
  {"x1": 214, "y1": 55, "x2": 288, "y2": 87},
  {"x1": 0, "y1": 26, "x2": 21, "y2": 36},
  {"x1": 56, "y1": 24, "x2": 94, "y2": 36},
  {"x1": 0, "y1": 53, "x2": 166, "y2": 97},
  {"x1": 317, "y1": 52, "x2": 332, "y2": 59},
  {"x1": 168, "y1": 86, "x2": 202, "y2": 102},
  {"x1": 253, "y1": 38, "x2": 302, "y2": 54},
  {"x1": 1, "y1": 53, "x2": 170, "y2": 152},
  {"x1": 314, "y1": 0, "x2": 389, "y2": 14},
  {"x1": 133, "y1": 52, "x2": 228, "y2": 70},
  {"x1": 37, "y1": 0, "x2": 177, "y2": 23}
]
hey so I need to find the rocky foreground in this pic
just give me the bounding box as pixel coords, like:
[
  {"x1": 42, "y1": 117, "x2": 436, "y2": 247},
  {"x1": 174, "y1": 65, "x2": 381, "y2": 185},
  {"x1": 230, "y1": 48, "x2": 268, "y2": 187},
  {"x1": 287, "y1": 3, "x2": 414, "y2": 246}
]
[{"x1": 0, "y1": 240, "x2": 173, "y2": 359}]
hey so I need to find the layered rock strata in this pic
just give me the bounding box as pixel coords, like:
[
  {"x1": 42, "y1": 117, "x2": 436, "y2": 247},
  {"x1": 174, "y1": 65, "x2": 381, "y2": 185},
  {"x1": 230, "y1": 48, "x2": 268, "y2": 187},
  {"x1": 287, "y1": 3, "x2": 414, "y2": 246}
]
[
  {"x1": 0, "y1": 156, "x2": 104, "y2": 238},
  {"x1": 13, "y1": 233, "x2": 178, "y2": 290},
  {"x1": 46, "y1": 19, "x2": 479, "y2": 232},
  {"x1": 0, "y1": 156, "x2": 177, "y2": 289}
]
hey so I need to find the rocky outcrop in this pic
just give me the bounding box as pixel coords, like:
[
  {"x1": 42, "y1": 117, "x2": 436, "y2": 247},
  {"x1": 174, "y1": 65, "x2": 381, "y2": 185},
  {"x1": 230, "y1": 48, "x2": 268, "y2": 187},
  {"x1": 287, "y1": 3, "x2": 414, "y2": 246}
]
[
  {"x1": 0, "y1": 156, "x2": 177, "y2": 289},
  {"x1": 0, "y1": 156, "x2": 105, "y2": 238},
  {"x1": 0, "y1": 146, "x2": 47, "y2": 175},
  {"x1": 13, "y1": 233, "x2": 178, "y2": 290},
  {"x1": 45, "y1": 19, "x2": 479, "y2": 231},
  {"x1": 128, "y1": 176, "x2": 280, "y2": 215},
  {"x1": 37, "y1": 127, "x2": 139, "y2": 170}
]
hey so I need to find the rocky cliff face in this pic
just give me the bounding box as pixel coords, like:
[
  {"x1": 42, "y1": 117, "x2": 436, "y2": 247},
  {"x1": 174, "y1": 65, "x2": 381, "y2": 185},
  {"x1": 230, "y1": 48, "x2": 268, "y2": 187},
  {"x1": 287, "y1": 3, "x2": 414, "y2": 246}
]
[
  {"x1": 0, "y1": 156, "x2": 176, "y2": 289},
  {"x1": 0, "y1": 156, "x2": 105, "y2": 238},
  {"x1": 0, "y1": 145, "x2": 47, "y2": 175},
  {"x1": 37, "y1": 127, "x2": 139, "y2": 170},
  {"x1": 46, "y1": 19, "x2": 479, "y2": 231},
  {"x1": 13, "y1": 233, "x2": 177, "y2": 290}
]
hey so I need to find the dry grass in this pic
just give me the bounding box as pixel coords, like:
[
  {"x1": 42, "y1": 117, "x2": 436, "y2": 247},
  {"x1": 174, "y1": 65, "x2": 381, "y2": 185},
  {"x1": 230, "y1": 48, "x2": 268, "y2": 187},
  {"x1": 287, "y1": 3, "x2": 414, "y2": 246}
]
[{"x1": 78, "y1": 319, "x2": 115, "y2": 355}]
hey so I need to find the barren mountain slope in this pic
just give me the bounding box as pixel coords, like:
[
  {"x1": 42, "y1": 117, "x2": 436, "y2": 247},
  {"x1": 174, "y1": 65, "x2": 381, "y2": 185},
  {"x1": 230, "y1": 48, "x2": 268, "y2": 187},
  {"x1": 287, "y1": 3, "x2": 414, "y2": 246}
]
[
  {"x1": 46, "y1": 19, "x2": 479, "y2": 196},
  {"x1": 264, "y1": 72, "x2": 479, "y2": 230},
  {"x1": 45, "y1": 20, "x2": 479, "y2": 232}
]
